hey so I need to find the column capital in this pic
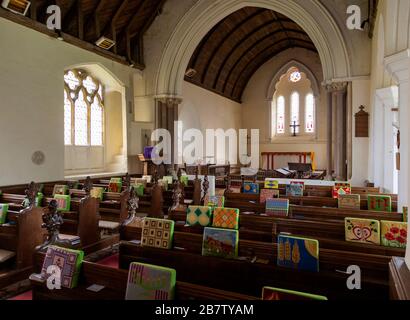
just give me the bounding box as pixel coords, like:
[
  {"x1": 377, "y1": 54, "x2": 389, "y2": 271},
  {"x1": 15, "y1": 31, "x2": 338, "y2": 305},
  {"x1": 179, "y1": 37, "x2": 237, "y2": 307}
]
[
  {"x1": 384, "y1": 49, "x2": 410, "y2": 84},
  {"x1": 324, "y1": 81, "x2": 348, "y2": 93},
  {"x1": 155, "y1": 95, "x2": 183, "y2": 106}
]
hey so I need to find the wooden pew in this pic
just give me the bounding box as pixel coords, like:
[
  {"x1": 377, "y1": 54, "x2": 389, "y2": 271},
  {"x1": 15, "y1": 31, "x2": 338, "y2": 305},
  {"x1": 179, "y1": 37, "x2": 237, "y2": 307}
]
[
  {"x1": 0, "y1": 205, "x2": 45, "y2": 289},
  {"x1": 118, "y1": 239, "x2": 389, "y2": 300},
  {"x1": 224, "y1": 192, "x2": 399, "y2": 212},
  {"x1": 31, "y1": 253, "x2": 258, "y2": 300}
]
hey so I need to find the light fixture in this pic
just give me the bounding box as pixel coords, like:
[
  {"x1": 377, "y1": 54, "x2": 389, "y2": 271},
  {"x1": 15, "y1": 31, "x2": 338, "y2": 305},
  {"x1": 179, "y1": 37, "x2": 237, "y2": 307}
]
[
  {"x1": 1, "y1": 0, "x2": 31, "y2": 16},
  {"x1": 95, "y1": 36, "x2": 115, "y2": 50},
  {"x1": 185, "y1": 68, "x2": 197, "y2": 78}
]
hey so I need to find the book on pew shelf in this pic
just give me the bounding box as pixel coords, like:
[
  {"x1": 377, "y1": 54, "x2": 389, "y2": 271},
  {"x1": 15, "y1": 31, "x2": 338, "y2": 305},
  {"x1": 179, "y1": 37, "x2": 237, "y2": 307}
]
[
  {"x1": 41, "y1": 246, "x2": 84, "y2": 289},
  {"x1": 141, "y1": 218, "x2": 175, "y2": 250},
  {"x1": 265, "y1": 179, "x2": 279, "y2": 189},
  {"x1": 125, "y1": 262, "x2": 176, "y2": 300},
  {"x1": 0, "y1": 203, "x2": 9, "y2": 224},
  {"x1": 142, "y1": 175, "x2": 152, "y2": 183},
  {"x1": 204, "y1": 195, "x2": 225, "y2": 208},
  {"x1": 212, "y1": 207, "x2": 240, "y2": 230},
  {"x1": 277, "y1": 234, "x2": 319, "y2": 272},
  {"x1": 59, "y1": 234, "x2": 81, "y2": 246},
  {"x1": 345, "y1": 218, "x2": 380, "y2": 245},
  {"x1": 381, "y1": 220, "x2": 407, "y2": 248},
  {"x1": 404, "y1": 207, "x2": 408, "y2": 223},
  {"x1": 266, "y1": 199, "x2": 289, "y2": 217},
  {"x1": 108, "y1": 178, "x2": 122, "y2": 193},
  {"x1": 332, "y1": 182, "x2": 351, "y2": 199},
  {"x1": 368, "y1": 195, "x2": 392, "y2": 212},
  {"x1": 286, "y1": 184, "x2": 304, "y2": 197},
  {"x1": 132, "y1": 184, "x2": 145, "y2": 197},
  {"x1": 262, "y1": 287, "x2": 327, "y2": 300},
  {"x1": 180, "y1": 175, "x2": 189, "y2": 187},
  {"x1": 90, "y1": 187, "x2": 104, "y2": 200},
  {"x1": 260, "y1": 189, "x2": 280, "y2": 204},
  {"x1": 243, "y1": 182, "x2": 260, "y2": 194},
  {"x1": 338, "y1": 194, "x2": 360, "y2": 210},
  {"x1": 186, "y1": 206, "x2": 212, "y2": 227},
  {"x1": 202, "y1": 227, "x2": 239, "y2": 259},
  {"x1": 53, "y1": 184, "x2": 68, "y2": 196},
  {"x1": 87, "y1": 284, "x2": 105, "y2": 293},
  {"x1": 54, "y1": 195, "x2": 71, "y2": 212}
]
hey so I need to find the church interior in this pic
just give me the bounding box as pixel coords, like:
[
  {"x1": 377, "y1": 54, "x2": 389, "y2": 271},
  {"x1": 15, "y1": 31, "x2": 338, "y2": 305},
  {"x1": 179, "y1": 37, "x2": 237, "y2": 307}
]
[{"x1": 0, "y1": 0, "x2": 410, "y2": 303}]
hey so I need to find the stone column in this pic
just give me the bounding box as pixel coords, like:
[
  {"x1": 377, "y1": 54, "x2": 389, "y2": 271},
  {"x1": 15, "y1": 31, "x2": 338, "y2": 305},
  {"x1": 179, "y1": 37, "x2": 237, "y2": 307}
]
[
  {"x1": 156, "y1": 96, "x2": 182, "y2": 165},
  {"x1": 384, "y1": 49, "x2": 410, "y2": 267},
  {"x1": 325, "y1": 82, "x2": 348, "y2": 180}
]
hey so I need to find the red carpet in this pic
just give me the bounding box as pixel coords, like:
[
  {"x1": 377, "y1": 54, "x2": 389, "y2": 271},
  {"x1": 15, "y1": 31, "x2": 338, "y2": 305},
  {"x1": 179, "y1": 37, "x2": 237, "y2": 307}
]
[
  {"x1": 8, "y1": 291, "x2": 32, "y2": 300},
  {"x1": 96, "y1": 254, "x2": 119, "y2": 269}
]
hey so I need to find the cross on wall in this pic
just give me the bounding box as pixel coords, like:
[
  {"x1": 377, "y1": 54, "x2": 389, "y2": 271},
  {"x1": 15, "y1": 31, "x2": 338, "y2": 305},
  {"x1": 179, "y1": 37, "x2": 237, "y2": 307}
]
[{"x1": 290, "y1": 121, "x2": 300, "y2": 137}]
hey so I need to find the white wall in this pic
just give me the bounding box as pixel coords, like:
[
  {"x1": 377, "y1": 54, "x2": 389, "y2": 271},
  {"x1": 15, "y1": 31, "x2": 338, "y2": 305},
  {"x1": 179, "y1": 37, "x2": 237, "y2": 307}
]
[
  {"x1": 0, "y1": 18, "x2": 136, "y2": 186},
  {"x1": 180, "y1": 81, "x2": 242, "y2": 164},
  {"x1": 241, "y1": 48, "x2": 328, "y2": 169}
]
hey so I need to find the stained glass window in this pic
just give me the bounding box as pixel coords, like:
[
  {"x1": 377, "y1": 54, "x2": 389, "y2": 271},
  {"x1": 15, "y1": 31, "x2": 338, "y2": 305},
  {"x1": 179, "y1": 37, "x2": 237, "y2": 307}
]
[
  {"x1": 305, "y1": 94, "x2": 315, "y2": 133},
  {"x1": 91, "y1": 97, "x2": 103, "y2": 146},
  {"x1": 290, "y1": 92, "x2": 300, "y2": 133},
  {"x1": 64, "y1": 69, "x2": 105, "y2": 147},
  {"x1": 64, "y1": 90, "x2": 72, "y2": 145},
  {"x1": 289, "y1": 71, "x2": 302, "y2": 83},
  {"x1": 276, "y1": 96, "x2": 285, "y2": 134}
]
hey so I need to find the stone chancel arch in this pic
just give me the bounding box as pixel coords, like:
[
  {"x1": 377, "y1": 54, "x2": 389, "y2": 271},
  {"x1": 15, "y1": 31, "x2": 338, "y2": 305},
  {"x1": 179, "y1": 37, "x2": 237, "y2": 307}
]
[{"x1": 155, "y1": 0, "x2": 351, "y2": 98}]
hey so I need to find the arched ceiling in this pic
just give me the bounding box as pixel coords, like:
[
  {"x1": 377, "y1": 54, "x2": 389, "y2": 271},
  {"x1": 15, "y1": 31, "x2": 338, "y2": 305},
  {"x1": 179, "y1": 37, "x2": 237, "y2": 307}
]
[{"x1": 185, "y1": 7, "x2": 317, "y2": 103}]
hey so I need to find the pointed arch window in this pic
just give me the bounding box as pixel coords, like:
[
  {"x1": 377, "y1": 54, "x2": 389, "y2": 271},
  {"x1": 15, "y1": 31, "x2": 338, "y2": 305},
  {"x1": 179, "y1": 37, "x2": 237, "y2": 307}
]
[
  {"x1": 290, "y1": 92, "x2": 300, "y2": 133},
  {"x1": 305, "y1": 93, "x2": 315, "y2": 133},
  {"x1": 276, "y1": 96, "x2": 285, "y2": 134},
  {"x1": 64, "y1": 70, "x2": 104, "y2": 146}
]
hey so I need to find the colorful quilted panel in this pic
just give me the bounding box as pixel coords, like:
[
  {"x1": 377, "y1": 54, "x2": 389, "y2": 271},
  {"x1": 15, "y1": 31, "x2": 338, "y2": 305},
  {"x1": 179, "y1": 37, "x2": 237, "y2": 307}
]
[
  {"x1": 345, "y1": 218, "x2": 380, "y2": 245},
  {"x1": 260, "y1": 189, "x2": 280, "y2": 204},
  {"x1": 338, "y1": 194, "x2": 361, "y2": 210},
  {"x1": 41, "y1": 246, "x2": 84, "y2": 289},
  {"x1": 266, "y1": 199, "x2": 289, "y2": 217},
  {"x1": 277, "y1": 234, "x2": 319, "y2": 272},
  {"x1": 265, "y1": 179, "x2": 279, "y2": 189},
  {"x1": 180, "y1": 175, "x2": 189, "y2": 187},
  {"x1": 286, "y1": 184, "x2": 304, "y2": 196},
  {"x1": 368, "y1": 195, "x2": 392, "y2": 212},
  {"x1": 108, "y1": 178, "x2": 122, "y2": 193},
  {"x1": 0, "y1": 204, "x2": 9, "y2": 224},
  {"x1": 142, "y1": 176, "x2": 152, "y2": 183},
  {"x1": 332, "y1": 182, "x2": 351, "y2": 199},
  {"x1": 141, "y1": 218, "x2": 175, "y2": 250},
  {"x1": 262, "y1": 287, "x2": 327, "y2": 300},
  {"x1": 133, "y1": 184, "x2": 145, "y2": 197},
  {"x1": 290, "y1": 181, "x2": 305, "y2": 189},
  {"x1": 90, "y1": 187, "x2": 104, "y2": 200},
  {"x1": 53, "y1": 185, "x2": 68, "y2": 196},
  {"x1": 186, "y1": 206, "x2": 212, "y2": 227},
  {"x1": 243, "y1": 182, "x2": 260, "y2": 194},
  {"x1": 404, "y1": 207, "x2": 408, "y2": 223},
  {"x1": 163, "y1": 176, "x2": 173, "y2": 185},
  {"x1": 202, "y1": 227, "x2": 239, "y2": 259},
  {"x1": 212, "y1": 207, "x2": 239, "y2": 230},
  {"x1": 381, "y1": 220, "x2": 407, "y2": 248},
  {"x1": 54, "y1": 195, "x2": 71, "y2": 212},
  {"x1": 125, "y1": 262, "x2": 176, "y2": 300},
  {"x1": 131, "y1": 178, "x2": 147, "y2": 187},
  {"x1": 204, "y1": 195, "x2": 225, "y2": 208},
  {"x1": 158, "y1": 179, "x2": 169, "y2": 191}
]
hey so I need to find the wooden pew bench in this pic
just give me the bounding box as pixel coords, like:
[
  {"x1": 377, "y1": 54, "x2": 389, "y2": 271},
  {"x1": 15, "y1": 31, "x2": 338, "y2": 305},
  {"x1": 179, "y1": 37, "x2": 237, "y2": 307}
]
[
  {"x1": 118, "y1": 238, "x2": 389, "y2": 300},
  {"x1": 31, "y1": 252, "x2": 258, "y2": 300},
  {"x1": 0, "y1": 205, "x2": 44, "y2": 289}
]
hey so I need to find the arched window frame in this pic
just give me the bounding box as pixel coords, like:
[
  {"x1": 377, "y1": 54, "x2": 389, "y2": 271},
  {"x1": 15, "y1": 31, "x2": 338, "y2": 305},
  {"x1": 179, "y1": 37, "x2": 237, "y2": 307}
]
[
  {"x1": 64, "y1": 69, "x2": 105, "y2": 147},
  {"x1": 305, "y1": 93, "x2": 315, "y2": 134}
]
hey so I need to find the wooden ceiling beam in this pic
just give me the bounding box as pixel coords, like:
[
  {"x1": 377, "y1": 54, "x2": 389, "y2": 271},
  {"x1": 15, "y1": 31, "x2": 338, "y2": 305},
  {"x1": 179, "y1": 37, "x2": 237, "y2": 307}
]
[
  {"x1": 220, "y1": 31, "x2": 312, "y2": 93},
  {"x1": 210, "y1": 18, "x2": 301, "y2": 87},
  {"x1": 111, "y1": 0, "x2": 130, "y2": 54},
  {"x1": 62, "y1": 0, "x2": 78, "y2": 32},
  {"x1": 94, "y1": 0, "x2": 109, "y2": 39},
  {"x1": 270, "y1": 11, "x2": 293, "y2": 48},
  {"x1": 77, "y1": 0, "x2": 84, "y2": 39}
]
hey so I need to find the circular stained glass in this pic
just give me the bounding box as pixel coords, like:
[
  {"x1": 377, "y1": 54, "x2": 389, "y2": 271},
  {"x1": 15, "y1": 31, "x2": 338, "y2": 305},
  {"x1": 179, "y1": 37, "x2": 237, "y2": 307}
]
[{"x1": 289, "y1": 71, "x2": 302, "y2": 83}]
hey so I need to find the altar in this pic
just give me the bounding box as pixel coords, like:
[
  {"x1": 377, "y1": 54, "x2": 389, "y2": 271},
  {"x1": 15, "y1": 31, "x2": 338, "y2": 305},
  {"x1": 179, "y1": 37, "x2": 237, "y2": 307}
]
[{"x1": 261, "y1": 152, "x2": 316, "y2": 171}]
